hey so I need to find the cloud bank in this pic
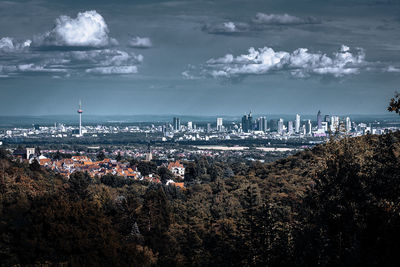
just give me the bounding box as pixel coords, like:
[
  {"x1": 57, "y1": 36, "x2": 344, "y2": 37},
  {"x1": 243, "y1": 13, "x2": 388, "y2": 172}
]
[
  {"x1": 0, "y1": 11, "x2": 143, "y2": 77},
  {"x1": 128, "y1": 37, "x2": 152, "y2": 48},
  {"x1": 202, "y1": 22, "x2": 249, "y2": 34},
  {"x1": 202, "y1": 13, "x2": 321, "y2": 35},
  {"x1": 253, "y1": 13, "x2": 321, "y2": 25},
  {"x1": 190, "y1": 45, "x2": 367, "y2": 79}
]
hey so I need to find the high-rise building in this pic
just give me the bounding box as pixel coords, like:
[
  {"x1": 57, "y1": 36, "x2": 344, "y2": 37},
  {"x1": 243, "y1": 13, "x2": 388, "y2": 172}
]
[
  {"x1": 317, "y1": 110, "x2": 322, "y2": 129},
  {"x1": 187, "y1": 121, "x2": 193, "y2": 130},
  {"x1": 288, "y1": 121, "x2": 294, "y2": 135},
  {"x1": 278, "y1": 118, "x2": 284, "y2": 135},
  {"x1": 173, "y1": 117, "x2": 180, "y2": 131},
  {"x1": 242, "y1": 112, "x2": 253, "y2": 133},
  {"x1": 330, "y1": 116, "x2": 340, "y2": 132},
  {"x1": 295, "y1": 114, "x2": 300, "y2": 133},
  {"x1": 207, "y1": 123, "x2": 211, "y2": 133},
  {"x1": 345, "y1": 117, "x2": 351, "y2": 132},
  {"x1": 269, "y1": 119, "x2": 278, "y2": 132},
  {"x1": 257, "y1": 116, "x2": 267, "y2": 132},
  {"x1": 217, "y1": 118, "x2": 223, "y2": 132},
  {"x1": 306, "y1": 120, "x2": 312, "y2": 135}
]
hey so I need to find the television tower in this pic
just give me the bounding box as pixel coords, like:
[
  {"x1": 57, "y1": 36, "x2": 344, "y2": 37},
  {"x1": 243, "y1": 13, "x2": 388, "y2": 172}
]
[{"x1": 77, "y1": 100, "x2": 83, "y2": 136}]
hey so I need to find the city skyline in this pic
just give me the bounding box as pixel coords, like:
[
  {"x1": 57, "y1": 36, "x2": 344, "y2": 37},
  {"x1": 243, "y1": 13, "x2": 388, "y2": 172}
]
[{"x1": 1, "y1": 0, "x2": 400, "y2": 115}]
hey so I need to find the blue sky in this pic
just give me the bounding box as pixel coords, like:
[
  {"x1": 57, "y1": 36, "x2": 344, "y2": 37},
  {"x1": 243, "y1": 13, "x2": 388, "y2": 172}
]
[{"x1": 0, "y1": 0, "x2": 399, "y2": 115}]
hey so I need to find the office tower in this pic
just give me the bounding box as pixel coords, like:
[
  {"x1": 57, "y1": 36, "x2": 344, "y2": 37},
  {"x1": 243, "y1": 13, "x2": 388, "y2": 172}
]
[
  {"x1": 317, "y1": 110, "x2": 322, "y2": 129},
  {"x1": 269, "y1": 119, "x2": 278, "y2": 132},
  {"x1": 295, "y1": 114, "x2": 300, "y2": 133},
  {"x1": 207, "y1": 123, "x2": 211, "y2": 133},
  {"x1": 217, "y1": 118, "x2": 223, "y2": 132},
  {"x1": 77, "y1": 100, "x2": 83, "y2": 136},
  {"x1": 330, "y1": 116, "x2": 339, "y2": 132},
  {"x1": 257, "y1": 116, "x2": 267, "y2": 132},
  {"x1": 278, "y1": 118, "x2": 284, "y2": 135},
  {"x1": 187, "y1": 121, "x2": 193, "y2": 130},
  {"x1": 288, "y1": 121, "x2": 294, "y2": 135},
  {"x1": 241, "y1": 111, "x2": 253, "y2": 133},
  {"x1": 173, "y1": 117, "x2": 180, "y2": 131},
  {"x1": 321, "y1": 121, "x2": 328, "y2": 132},
  {"x1": 345, "y1": 117, "x2": 351, "y2": 132},
  {"x1": 306, "y1": 119, "x2": 312, "y2": 135}
]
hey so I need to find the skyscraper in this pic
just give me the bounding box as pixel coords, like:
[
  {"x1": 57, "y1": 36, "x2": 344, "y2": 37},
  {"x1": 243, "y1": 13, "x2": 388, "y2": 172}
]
[
  {"x1": 173, "y1": 117, "x2": 180, "y2": 131},
  {"x1": 187, "y1": 121, "x2": 193, "y2": 130},
  {"x1": 345, "y1": 117, "x2": 351, "y2": 132},
  {"x1": 306, "y1": 120, "x2": 312, "y2": 135},
  {"x1": 242, "y1": 111, "x2": 253, "y2": 133},
  {"x1": 269, "y1": 119, "x2": 278, "y2": 132},
  {"x1": 330, "y1": 116, "x2": 340, "y2": 132},
  {"x1": 257, "y1": 116, "x2": 267, "y2": 132},
  {"x1": 317, "y1": 110, "x2": 322, "y2": 129},
  {"x1": 207, "y1": 123, "x2": 211, "y2": 133},
  {"x1": 288, "y1": 121, "x2": 294, "y2": 135},
  {"x1": 295, "y1": 114, "x2": 300, "y2": 133},
  {"x1": 278, "y1": 118, "x2": 284, "y2": 135},
  {"x1": 217, "y1": 118, "x2": 223, "y2": 132}
]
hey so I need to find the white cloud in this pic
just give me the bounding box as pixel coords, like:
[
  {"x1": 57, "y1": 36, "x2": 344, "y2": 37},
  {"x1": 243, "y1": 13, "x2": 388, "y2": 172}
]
[
  {"x1": 0, "y1": 37, "x2": 31, "y2": 52},
  {"x1": 198, "y1": 45, "x2": 366, "y2": 79},
  {"x1": 128, "y1": 37, "x2": 152, "y2": 48},
  {"x1": 17, "y1": 63, "x2": 66, "y2": 73},
  {"x1": 85, "y1": 66, "x2": 138, "y2": 74},
  {"x1": 386, "y1": 66, "x2": 400, "y2": 73},
  {"x1": 253, "y1": 13, "x2": 320, "y2": 25},
  {"x1": 202, "y1": 21, "x2": 249, "y2": 34},
  {"x1": 36, "y1": 10, "x2": 115, "y2": 47}
]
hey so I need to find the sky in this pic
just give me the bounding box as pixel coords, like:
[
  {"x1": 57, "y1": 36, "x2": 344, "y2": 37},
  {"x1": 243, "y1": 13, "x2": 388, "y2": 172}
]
[{"x1": 0, "y1": 0, "x2": 400, "y2": 116}]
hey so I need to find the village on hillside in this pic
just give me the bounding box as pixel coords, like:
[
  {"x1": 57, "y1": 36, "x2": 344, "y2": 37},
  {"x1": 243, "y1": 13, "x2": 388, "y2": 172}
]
[{"x1": 11, "y1": 147, "x2": 186, "y2": 188}]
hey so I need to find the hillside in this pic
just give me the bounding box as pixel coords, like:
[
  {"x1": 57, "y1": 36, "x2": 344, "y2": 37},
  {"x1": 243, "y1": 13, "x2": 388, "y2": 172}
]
[{"x1": 1, "y1": 131, "x2": 399, "y2": 266}]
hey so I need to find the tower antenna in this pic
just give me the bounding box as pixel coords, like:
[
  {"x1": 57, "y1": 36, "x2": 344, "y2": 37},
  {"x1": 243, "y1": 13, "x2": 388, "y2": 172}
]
[{"x1": 77, "y1": 100, "x2": 83, "y2": 137}]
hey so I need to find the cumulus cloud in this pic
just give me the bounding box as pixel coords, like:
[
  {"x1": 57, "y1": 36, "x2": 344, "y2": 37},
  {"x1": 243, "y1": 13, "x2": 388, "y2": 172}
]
[
  {"x1": 252, "y1": 13, "x2": 321, "y2": 25},
  {"x1": 35, "y1": 10, "x2": 116, "y2": 48},
  {"x1": 190, "y1": 45, "x2": 366, "y2": 80},
  {"x1": 0, "y1": 37, "x2": 31, "y2": 52},
  {"x1": 128, "y1": 37, "x2": 152, "y2": 48},
  {"x1": 202, "y1": 21, "x2": 249, "y2": 34}
]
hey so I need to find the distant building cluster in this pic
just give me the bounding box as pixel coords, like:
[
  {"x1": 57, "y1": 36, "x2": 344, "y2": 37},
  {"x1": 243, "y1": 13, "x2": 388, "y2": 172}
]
[{"x1": 0, "y1": 102, "x2": 398, "y2": 144}]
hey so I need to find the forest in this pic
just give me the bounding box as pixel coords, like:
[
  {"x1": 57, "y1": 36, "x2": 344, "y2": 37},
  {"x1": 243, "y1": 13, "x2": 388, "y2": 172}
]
[{"x1": 0, "y1": 131, "x2": 400, "y2": 266}]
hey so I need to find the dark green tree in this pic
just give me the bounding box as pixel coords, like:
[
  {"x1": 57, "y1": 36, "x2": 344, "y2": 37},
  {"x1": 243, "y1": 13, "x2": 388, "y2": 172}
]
[
  {"x1": 157, "y1": 166, "x2": 174, "y2": 184},
  {"x1": 97, "y1": 151, "x2": 106, "y2": 161},
  {"x1": 29, "y1": 159, "x2": 41, "y2": 171}
]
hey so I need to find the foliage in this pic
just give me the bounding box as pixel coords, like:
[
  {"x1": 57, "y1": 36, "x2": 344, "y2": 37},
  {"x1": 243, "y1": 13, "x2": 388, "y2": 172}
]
[
  {"x1": 1, "y1": 132, "x2": 400, "y2": 266},
  {"x1": 388, "y1": 91, "x2": 400, "y2": 115}
]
